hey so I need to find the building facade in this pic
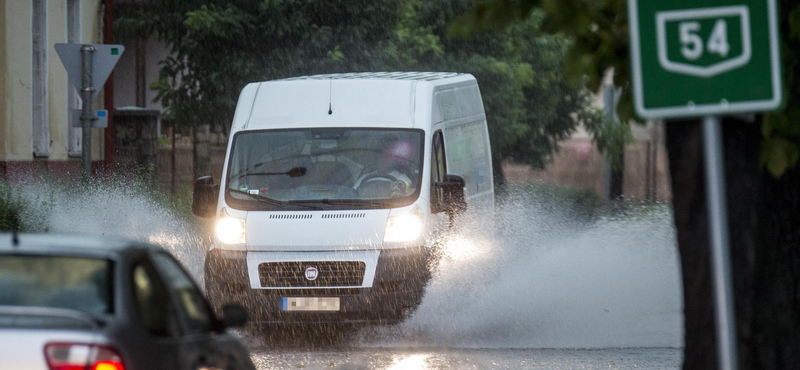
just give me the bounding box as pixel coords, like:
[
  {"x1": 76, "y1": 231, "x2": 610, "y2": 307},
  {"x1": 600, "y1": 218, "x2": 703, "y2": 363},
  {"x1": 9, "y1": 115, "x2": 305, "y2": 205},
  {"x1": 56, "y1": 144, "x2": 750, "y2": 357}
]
[{"x1": 0, "y1": 0, "x2": 107, "y2": 178}]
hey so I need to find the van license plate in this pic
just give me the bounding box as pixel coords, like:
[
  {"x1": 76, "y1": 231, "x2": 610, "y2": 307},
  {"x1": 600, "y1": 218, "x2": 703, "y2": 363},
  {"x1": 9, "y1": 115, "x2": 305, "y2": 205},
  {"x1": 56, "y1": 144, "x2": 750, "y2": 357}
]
[{"x1": 282, "y1": 297, "x2": 340, "y2": 311}]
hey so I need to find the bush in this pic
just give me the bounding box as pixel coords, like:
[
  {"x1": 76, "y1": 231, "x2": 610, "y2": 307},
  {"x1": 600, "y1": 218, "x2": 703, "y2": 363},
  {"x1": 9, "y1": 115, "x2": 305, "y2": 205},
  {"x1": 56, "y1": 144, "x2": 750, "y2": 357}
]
[{"x1": 0, "y1": 181, "x2": 26, "y2": 232}]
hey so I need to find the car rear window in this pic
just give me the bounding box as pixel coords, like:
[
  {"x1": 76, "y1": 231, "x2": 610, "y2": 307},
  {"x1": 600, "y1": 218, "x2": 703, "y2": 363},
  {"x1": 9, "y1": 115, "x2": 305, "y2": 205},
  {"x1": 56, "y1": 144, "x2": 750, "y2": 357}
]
[{"x1": 0, "y1": 255, "x2": 112, "y2": 315}]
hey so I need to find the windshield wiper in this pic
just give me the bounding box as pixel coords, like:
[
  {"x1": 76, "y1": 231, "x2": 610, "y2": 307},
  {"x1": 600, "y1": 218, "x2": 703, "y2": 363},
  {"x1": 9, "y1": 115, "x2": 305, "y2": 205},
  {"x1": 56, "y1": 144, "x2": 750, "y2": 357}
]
[
  {"x1": 292, "y1": 198, "x2": 388, "y2": 208},
  {"x1": 230, "y1": 166, "x2": 306, "y2": 182},
  {"x1": 228, "y1": 189, "x2": 324, "y2": 210}
]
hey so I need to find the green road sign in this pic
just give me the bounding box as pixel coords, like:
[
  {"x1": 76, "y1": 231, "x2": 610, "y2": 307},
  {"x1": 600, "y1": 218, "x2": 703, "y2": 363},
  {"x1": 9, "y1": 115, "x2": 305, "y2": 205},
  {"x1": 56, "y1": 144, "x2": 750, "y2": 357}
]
[{"x1": 628, "y1": 0, "x2": 782, "y2": 118}]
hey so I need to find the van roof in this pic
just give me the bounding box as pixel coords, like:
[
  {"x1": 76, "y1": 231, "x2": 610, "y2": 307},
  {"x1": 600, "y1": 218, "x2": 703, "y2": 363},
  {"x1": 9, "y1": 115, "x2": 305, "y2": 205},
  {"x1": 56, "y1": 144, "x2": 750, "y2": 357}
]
[
  {"x1": 279, "y1": 72, "x2": 465, "y2": 82},
  {"x1": 232, "y1": 72, "x2": 477, "y2": 131}
]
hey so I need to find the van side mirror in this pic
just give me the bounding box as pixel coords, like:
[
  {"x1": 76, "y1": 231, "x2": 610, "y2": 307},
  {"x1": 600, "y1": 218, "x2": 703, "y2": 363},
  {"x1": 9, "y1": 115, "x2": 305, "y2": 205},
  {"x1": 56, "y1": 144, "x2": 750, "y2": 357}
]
[
  {"x1": 192, "y1": 176, "x2": 218, "y2": 218},
  {"x1": 435, "y1": 174, "x2": 467, "y2": 215},
  {"x1": 220, "y1": 304, "x2": 248, "y2": 329}
]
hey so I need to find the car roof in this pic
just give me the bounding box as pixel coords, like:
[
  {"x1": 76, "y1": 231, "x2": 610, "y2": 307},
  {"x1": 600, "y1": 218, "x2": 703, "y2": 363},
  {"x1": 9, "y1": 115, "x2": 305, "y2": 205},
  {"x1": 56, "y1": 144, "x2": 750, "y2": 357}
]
[{"x1": 0, "y1": 233, "x2": 161, "y2": 258}]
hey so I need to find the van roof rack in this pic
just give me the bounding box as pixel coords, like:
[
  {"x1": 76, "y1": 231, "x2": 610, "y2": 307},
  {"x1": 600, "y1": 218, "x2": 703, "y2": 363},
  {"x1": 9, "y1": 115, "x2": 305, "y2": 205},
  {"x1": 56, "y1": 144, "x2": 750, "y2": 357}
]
[{"x1": 279, "y1": 72, "x2": 464, "y2": 82}]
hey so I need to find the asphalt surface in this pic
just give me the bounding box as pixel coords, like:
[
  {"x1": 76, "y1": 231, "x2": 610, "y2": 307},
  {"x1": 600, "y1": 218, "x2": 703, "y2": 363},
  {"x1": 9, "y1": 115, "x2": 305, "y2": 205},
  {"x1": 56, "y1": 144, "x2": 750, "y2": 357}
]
[
  {"x1": 239, "y1": 325, "x2": 682, "y2": 370},
  {"x1": 249, "y1": 347, "x2": 682, "y2": 369}
]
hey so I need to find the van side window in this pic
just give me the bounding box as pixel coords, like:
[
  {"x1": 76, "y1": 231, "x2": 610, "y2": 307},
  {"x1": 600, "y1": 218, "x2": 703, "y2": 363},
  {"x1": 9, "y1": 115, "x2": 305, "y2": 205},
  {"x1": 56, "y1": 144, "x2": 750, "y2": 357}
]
[
  {"x1": 431, "y1": 131, "x2": 446, "y2": 212},
  {"x1": 132, "y1": 260, "x2": 180, "y2": 337}
]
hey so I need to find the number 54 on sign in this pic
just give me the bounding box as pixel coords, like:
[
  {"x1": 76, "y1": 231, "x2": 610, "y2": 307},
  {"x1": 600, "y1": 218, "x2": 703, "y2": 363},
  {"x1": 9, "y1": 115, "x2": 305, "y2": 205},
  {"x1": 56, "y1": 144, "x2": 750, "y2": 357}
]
[{"x1": 628, "y1": 0, "x2": 781, "y2": 118}]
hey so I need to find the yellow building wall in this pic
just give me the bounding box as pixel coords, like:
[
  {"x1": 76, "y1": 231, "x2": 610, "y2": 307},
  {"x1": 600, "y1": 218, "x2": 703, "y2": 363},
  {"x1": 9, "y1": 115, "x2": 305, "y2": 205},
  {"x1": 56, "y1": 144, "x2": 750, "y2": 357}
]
[
  {"x1": 1, "y1": 0, "x2": 104, "y2": 163},
  {"x1": 3, "y1": 0, "x2": 33, "y2": 161},
  {"x1": 48, "y1": 0, "x2": 68, "y2": 160},
  {"x1": 0, "y1": 0, "x2": 6, "y2": 160}
]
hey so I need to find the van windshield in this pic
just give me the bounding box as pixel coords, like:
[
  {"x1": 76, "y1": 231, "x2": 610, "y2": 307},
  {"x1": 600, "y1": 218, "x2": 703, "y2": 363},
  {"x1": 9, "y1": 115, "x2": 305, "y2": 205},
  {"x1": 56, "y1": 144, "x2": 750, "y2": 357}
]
[{"x1": 226, "y1": 128, "x2": 424, "y2": 209}]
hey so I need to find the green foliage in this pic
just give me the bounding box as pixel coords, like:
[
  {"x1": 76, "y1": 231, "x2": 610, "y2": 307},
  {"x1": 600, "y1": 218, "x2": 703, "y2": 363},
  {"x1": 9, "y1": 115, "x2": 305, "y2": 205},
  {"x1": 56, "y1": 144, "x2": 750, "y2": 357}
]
[
  {"x1": 450, "y1": 0, "x2": 632, "y2": 118},
  {"x1": 157, "y1": 136, "x2": 172, "y2": 147},
  {"x1": 450, "y1": 0, "x2": 630, "y2": 167},
  {"x1": 0, "y1": 179, "x2": 53, "y2": 232},
  {"x1": 454, "y1": 0, "x2": 800, "y2": 177},
  {"x1": 760, "y1": 0, "x2": 800, "y2": 177},
  {"x1": 582, "y1": 110, "x2": 633, "y2": 170},
  {"x1": 120, "y1": 0, "x2": 409, "y2": 130},
  {"x1": 0, "y1": 182, "x2": 25, "y2": 232},
  {"x1": 117, "y1": 0, "x2": 604, "y2": 173},
  {"x1": 762, "y1": 114, "x2": 800, "y2": 176}
]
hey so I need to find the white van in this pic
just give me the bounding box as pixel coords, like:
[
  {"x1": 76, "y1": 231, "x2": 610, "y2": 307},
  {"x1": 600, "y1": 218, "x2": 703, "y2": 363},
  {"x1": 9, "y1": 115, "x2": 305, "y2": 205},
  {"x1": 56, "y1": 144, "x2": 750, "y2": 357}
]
[{"x1": 193, "y1": 72, "x2": 493, "y2": 324}]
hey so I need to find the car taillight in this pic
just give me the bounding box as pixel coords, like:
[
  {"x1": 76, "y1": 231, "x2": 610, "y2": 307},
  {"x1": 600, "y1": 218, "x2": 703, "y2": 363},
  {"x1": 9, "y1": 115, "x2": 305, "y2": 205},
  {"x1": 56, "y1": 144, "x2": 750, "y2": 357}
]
[{"x1": 44, "y1": 343, "x2": 124, "y2": 370}]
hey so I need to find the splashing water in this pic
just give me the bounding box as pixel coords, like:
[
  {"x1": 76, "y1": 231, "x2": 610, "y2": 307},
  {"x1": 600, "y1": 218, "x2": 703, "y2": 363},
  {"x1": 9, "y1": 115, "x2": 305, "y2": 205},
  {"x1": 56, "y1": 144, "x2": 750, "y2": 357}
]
[
  {"x1": 13, "y1": 179, "x2": 683, "y2": 349},
  {"x1": 14, "y1": 179, "x2": 208, "y2": 279},
  {"x1": 359, "y1": 190, "x2": 684, "y2": 349}
]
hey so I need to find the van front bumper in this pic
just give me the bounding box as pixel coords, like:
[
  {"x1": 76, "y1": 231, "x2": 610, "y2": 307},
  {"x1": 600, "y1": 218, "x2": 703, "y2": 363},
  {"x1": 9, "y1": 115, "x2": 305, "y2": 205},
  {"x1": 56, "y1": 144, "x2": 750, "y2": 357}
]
[{"x1": 204, "y1": 246, "x2": 433, "y2": 324}]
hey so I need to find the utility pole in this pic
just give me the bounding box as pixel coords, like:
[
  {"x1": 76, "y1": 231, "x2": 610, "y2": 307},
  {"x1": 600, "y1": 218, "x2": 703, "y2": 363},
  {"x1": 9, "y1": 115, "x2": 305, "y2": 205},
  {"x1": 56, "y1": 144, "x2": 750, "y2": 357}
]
[{"x1": 80, "y1": 45, "x2": 97, "y2": 181}]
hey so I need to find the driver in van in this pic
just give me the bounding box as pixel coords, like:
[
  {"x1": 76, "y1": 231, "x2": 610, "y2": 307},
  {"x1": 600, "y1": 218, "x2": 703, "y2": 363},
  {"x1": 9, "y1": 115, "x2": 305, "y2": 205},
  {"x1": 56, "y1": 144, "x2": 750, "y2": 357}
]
[{"x1": 354, "y1": 138, "x2": 416, "y2": 197}]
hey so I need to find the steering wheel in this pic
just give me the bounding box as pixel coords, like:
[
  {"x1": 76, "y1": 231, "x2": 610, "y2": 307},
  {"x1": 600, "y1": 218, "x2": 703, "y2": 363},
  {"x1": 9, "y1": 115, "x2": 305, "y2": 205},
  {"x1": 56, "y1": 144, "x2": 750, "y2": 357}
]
[
  {"x1": 356, "y1": 172, "x2": 407, "y2": 198},
  {"x1": 359, "y1": 172, "x2": 399, "y2": 185}
]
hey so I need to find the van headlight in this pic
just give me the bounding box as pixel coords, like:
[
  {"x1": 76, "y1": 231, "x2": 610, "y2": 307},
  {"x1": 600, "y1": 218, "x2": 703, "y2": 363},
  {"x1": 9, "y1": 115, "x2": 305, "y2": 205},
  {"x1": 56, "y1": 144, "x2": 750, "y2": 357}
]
[
  {"x1": 216, "y1": 212, "x2": 246, "y2": 245},
  {"x1": 383, "y1": 207, "x2": 423, "y2": 243}
]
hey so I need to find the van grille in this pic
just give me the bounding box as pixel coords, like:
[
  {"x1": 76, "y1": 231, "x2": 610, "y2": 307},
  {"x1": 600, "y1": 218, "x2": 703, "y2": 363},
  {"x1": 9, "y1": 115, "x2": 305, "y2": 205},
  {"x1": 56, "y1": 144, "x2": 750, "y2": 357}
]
[
  {"x1": 258, "y1": 261, "x2": 366, "y2": 288},
  {"x1": 269, "y1": 214, "x2": 312, "y2": 219},
  {"x1": 321, "y1": 213, "x2": 365, "y2": 219}
]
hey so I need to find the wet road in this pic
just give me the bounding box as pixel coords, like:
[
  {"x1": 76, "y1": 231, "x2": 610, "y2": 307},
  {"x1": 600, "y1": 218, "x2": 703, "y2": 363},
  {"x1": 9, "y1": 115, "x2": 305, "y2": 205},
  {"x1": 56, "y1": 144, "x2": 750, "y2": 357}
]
[
  {"x1": 249, "y1": 347, "x2": 682, "y2": 369},
  {"x1": 18, "y1": 183, "x2": 685, "y2": 369}
]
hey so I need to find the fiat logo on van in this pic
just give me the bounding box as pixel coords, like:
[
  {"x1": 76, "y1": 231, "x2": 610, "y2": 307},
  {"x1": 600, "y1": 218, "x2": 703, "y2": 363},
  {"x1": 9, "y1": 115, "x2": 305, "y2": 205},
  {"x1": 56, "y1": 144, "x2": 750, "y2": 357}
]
[{"x1": 305, "y1": 266, "x2": 318, "y2": 281}]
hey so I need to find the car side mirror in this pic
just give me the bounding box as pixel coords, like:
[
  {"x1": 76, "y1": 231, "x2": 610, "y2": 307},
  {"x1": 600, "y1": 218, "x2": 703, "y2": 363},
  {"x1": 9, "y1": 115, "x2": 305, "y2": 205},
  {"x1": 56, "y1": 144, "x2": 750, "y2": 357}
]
[
  {"x1": 435, "y1": 174, "x2": 467, "y2": 215},
  {"x1": 192, "y1": 176, "x2": 218, "y2": 218},
  {"x1": 220, "y1": 304, "x2": 248, "y2": 329}
]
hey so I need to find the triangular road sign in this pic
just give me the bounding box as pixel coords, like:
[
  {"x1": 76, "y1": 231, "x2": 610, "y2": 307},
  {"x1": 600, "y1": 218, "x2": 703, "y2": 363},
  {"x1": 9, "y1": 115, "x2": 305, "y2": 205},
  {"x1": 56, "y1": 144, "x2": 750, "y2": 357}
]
[{"x1": 55, "y1": 43, "x2": 125, "y2": 103}]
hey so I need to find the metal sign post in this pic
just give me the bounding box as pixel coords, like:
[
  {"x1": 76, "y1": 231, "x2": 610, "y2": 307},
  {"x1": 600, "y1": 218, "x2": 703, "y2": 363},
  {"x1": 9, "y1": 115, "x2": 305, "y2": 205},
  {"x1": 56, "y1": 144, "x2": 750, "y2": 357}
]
[
  {"x1": 628, "y1": 1, "x2": 782, "y2": 369},
  {"x1": 80, "y1": 45, "x2": 96, "y2": 181},
  {"x1": 702, "y1": 115, "x2": 737, "y2": 370},
  {"x1": 55, "y1": 43, "x2": 124, "y2": 180}
]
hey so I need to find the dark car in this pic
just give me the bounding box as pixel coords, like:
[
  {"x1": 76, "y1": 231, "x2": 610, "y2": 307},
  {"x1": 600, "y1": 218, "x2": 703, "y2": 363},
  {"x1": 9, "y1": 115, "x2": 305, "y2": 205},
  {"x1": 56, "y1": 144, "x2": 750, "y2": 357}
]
[{"x1": 0, "y1": 233, "x2": 256, "y2": 370}]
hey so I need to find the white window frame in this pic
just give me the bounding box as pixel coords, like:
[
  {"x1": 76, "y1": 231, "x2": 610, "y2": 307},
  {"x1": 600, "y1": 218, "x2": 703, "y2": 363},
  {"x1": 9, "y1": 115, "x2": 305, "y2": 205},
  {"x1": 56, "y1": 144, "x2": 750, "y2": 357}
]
[{"x1": 32, "y1": 0, "x2": 50, "y2": 157}]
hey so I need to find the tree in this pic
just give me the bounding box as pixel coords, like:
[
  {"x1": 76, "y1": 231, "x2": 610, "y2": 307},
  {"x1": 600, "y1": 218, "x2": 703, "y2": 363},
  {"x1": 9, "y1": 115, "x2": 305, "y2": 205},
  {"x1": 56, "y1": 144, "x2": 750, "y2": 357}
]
[
  {"x1": 453, "y1": 0, "x2": 800, "y2": 368},
  {"x1": 403, "y1": 0, "x2": 629, "y2": 188},
  {"x1": 116, "y1": 0, "x2": 614, "y2": 187},
  {"x1": 117, "y1": 0, "x2": 409, "y2": 178}
]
